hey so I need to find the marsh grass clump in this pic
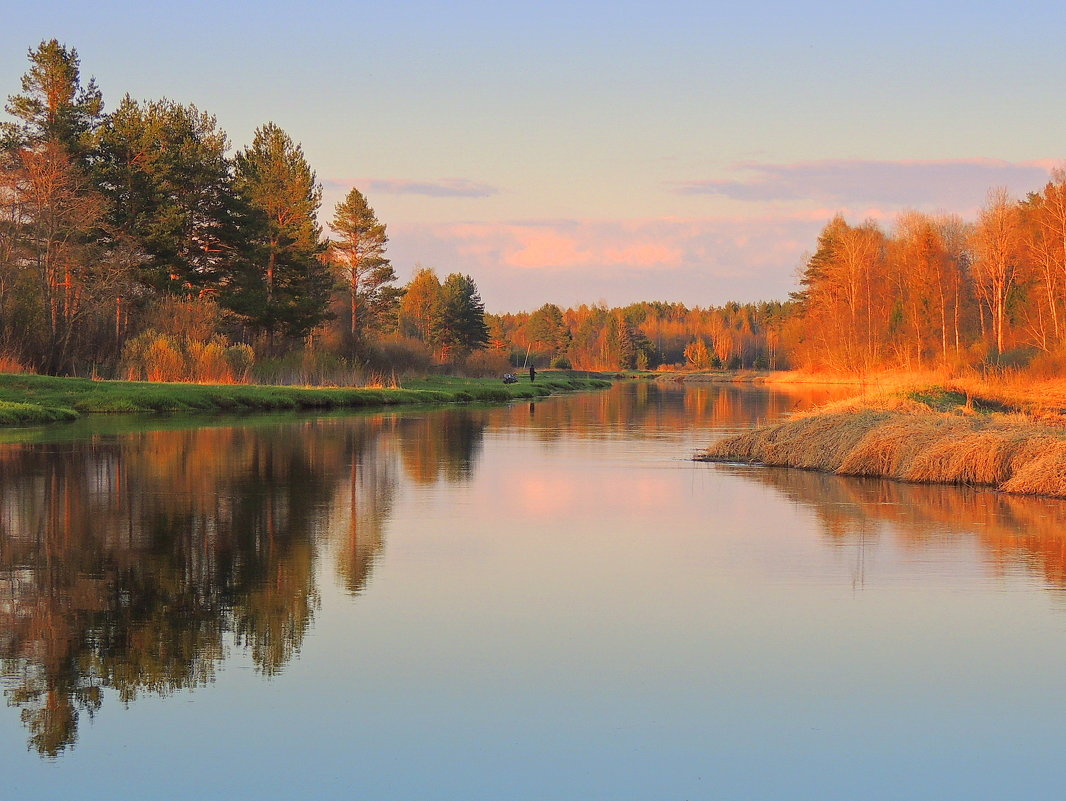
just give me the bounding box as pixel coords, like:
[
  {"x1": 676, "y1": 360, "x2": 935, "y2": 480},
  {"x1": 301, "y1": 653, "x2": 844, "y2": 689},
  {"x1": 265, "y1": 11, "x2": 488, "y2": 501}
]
[
  {"x1": 701, "y1": 386, "x2": 1066, "y2": 498},
  {"x1": 837, "y1": 415, "x2": 958, "y2": 479},
  {"x1": 1000, "y1": 444, "x2": 1066, "y2": 496},
  {"x1": 0, "y1": 400, "x2": 77, "y2": 425}
]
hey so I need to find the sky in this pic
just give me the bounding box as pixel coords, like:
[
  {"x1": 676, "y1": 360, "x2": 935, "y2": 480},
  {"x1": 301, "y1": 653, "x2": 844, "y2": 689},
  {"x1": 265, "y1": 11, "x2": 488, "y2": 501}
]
[{"x1": 3, "y1": 0, "x2": 1065, "y2": 312}]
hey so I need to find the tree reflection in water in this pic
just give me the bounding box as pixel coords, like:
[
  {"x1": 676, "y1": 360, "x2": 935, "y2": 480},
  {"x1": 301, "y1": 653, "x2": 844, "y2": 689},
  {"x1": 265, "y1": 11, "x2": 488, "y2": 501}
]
[
  {"x1": 0, "y1": 416, "x2": 409, "y2": 756},
  {"x1": 716, "y1": 464, "x2": 1066, "y2": 591},
  {"x1": 0, "y1": 382, "x2": 889, "y2": 757}
]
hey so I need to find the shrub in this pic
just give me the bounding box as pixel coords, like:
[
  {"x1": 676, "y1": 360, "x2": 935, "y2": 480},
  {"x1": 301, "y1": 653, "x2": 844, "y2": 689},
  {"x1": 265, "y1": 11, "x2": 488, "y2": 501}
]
[
  {"x1": 368, "y1": 335, "x2": 435, "y2": 376},
  {"x1": 550, "y1": 354, "x2": 572, "y2": 369},
  {"x1": 225, "y1": 344, "x2": 255, "y2": 383},
  {"x1": 253, "y1": 349, "x2": 360, "y2": 386},
  {"x1": 462, "y1": 349, "x2": 513, "y2": 377},
  {"x1": 122, "y1": 331, "x2": 254, "y2": 384},
  {"x1": 0, "y1": 351, "x2": 31, "y2": 374},
  {"x1": 143, "y1": 335, "x2": 185, "y2": 382}
]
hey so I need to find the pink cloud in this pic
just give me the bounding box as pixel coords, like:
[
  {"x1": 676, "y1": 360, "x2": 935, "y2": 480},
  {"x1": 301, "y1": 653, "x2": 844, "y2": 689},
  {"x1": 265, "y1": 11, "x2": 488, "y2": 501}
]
[
  {"x1": 387, "y1": 214, "x2": 833, "y2": 310},
  {"x1": 505, "y1": 228, "x2": 590, "y2": 268},
  {"x1": 433, "y1": 221, "x2": 687, "y2": 271}
]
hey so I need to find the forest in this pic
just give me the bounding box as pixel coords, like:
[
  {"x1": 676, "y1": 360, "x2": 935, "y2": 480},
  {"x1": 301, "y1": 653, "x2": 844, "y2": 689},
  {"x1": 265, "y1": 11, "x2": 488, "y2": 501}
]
[{"x1": 3, "y1": 39, "x2": 1064, "y2": 384}]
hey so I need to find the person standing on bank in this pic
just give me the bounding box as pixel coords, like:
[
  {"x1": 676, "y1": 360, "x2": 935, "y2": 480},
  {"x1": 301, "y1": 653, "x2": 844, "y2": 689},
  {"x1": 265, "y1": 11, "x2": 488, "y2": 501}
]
[{"x1": 529, "y1": 365, "x2": 536, "y2": 382}]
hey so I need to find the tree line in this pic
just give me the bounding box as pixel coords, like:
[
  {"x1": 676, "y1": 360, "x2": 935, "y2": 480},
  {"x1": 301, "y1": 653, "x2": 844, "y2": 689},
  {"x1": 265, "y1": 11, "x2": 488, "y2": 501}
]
[
  {"x1": 786, "y1": 180, "x2": 1066, "y2": 373},
  {"x1": 0, "y1": 40, "x2": 490, "y2": 380},
  {"x1": 7, "y1": 40, "x2": 1060, "y2": 382},
  {"x1": 489, "y1": 172, "x2": 1066, "y2": 376},
  {"x1": 486, "y1": 300, "x2": 786, "y2": 371}
]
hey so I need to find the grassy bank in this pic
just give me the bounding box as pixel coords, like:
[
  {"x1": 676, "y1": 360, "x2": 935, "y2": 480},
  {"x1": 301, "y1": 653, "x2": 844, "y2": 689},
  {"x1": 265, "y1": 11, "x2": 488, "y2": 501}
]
[
  {"x1": 0, "y1": 372, "x2": 611, "y2": 428},
  {"x1": 658, "y1": 367, "x2": 1066, "y2": 410},
  {"x1": 698, "y1": 387, "x2": 1066, "y2": 498}
]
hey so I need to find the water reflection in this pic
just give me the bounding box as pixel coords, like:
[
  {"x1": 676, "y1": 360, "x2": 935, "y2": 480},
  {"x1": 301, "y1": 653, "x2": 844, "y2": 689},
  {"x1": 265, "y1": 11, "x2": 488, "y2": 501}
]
[
  {"x1": 5, "y1": 380, "x2": 1000, "y2": 759},
  {"x1": 0, "y1": 382, "x2": 859, "y2": 756},
  {"x1": 490, "y1": 379, "x2": 850, "y2": 440},
  {"x1": 0, "y1": 419, "x2": 389, "y2": 755},
  {"x1": 396, "y1": 410, "x2": 486, "y2": 483},
  {"x1": 717, "y1": 464, "x2": 1066, "y2": 590}
]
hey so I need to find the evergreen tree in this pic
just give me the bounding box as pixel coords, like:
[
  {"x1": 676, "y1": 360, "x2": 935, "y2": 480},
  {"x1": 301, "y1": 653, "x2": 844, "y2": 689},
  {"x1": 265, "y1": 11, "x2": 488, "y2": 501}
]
[
  {"x1": 2, "y1": 39, "x2": 102, "y2": 157},
  {"x1": 95, "y1": 96, "x2": 242, "y2": 294},
  {"x1": 329, "y1": 187, "x2": 402, "y2": 351},
  {"x1": 525, "y1": 302, "x2": 571, "y2": 355},
  {"x1": 437, "y1": 273, "x2": 489, "y2": 359},
  {"x1": 229, "y1": 123, "x2": 331, "y2": 342}
]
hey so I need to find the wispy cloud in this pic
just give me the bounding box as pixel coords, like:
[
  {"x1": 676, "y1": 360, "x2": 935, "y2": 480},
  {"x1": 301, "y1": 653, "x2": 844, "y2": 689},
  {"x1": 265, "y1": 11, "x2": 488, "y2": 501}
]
[
  {"x1": 325, "y1": 177, "x2": 500, "y2": 198},
  {"x1": 675, "y1": 158, "x2": 1060, "y2": 210}
]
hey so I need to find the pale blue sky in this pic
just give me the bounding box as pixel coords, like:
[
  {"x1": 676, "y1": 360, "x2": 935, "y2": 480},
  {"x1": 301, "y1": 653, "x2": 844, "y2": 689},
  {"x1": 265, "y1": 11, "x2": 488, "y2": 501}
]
[{"x1": 4, "y1": 1, "x2": 1064, "y2": 310}]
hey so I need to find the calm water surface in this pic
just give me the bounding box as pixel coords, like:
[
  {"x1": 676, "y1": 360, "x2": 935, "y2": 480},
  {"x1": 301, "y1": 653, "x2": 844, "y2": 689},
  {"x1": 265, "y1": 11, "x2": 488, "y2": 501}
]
[{"x1": 5, "y1": 381, "x2": 1066, "y2": 800}]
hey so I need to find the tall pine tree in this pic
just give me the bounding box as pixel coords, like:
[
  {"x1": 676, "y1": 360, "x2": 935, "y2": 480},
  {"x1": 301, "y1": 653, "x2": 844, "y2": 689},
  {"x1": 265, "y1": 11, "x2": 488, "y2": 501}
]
[
  {"x1": 95, "y1": 96, "x2": 242, "y2": 295},
  {"x1": 2, "y1": 39, "x2": 102, "y2": 157},
  {"x1": 229, "y1": 123, "x2": 331, "y2": 343},
  {"x1": 328, "y1": 187, "x2": 402, "y2": 353}
]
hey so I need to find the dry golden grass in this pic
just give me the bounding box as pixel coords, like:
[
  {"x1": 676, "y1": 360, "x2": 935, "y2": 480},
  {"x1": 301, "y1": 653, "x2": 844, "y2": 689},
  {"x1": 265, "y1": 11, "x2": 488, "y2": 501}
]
[
  {"x1": 0, "y1": 352, "x2": 31, "y2": 374},
  {"x1": 1000, "y1": 443, "x2": 1066, "y2": 496},
  {"x1": 764, "y1": 366, "x2": 1066, "y2": 415},
  {"x1": 702, "y1": 396, "x2": 1066, "y2": 498},
  {"x1": 837, "y1": 415, "x2": 958, "y2": 478}
]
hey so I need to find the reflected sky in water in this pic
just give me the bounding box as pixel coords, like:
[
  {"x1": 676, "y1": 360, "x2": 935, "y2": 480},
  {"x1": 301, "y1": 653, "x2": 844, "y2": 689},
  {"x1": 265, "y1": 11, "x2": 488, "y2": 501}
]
[{"x1": 4, "y1": 381, "x2": 1066, "y2": 800}]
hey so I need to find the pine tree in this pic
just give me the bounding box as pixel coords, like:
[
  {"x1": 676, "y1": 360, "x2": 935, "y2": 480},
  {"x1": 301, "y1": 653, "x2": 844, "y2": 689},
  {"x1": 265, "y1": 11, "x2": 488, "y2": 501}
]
[
  {"x1": 328, "y1": 188, "x2": 402, "y2": 351},
  {"x1": 525, "y1": 302, "x2": 571, "y2": 355},
  {"x1": 436, "y1": 273, "x2": 489, "y2": 360},
  {"x1": 95, "y1": 97, "x2": 241, "y2": 294},
  {"x1": 2, "y1": 39, "x2": 102, "y2": 158},
  {"x1": 229, "y1": 123, "x2": 331, "y2": 342}
]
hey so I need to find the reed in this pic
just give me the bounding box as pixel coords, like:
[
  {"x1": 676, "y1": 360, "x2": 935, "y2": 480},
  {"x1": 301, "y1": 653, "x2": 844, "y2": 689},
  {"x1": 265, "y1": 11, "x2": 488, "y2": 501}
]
[{"x1": 701, "y1": 388, "x2": 1066, "y2": 498}]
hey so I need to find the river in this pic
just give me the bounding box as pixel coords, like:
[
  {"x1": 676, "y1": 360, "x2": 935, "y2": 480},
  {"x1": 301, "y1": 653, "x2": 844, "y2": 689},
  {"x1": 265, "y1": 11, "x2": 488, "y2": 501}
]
[{"x1": 4, "y1": 381, "x2": 1066, "y2": 800}]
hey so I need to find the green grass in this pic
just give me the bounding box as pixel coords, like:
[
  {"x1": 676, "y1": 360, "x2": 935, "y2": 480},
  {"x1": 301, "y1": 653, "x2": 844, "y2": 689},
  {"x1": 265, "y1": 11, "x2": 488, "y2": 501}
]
[
  {"x1": 0, "y1": 371, "x2": 612, "y2": 428},
  {"x1": 907, "y1": 386, "x2": 1011, "y2": 414}
]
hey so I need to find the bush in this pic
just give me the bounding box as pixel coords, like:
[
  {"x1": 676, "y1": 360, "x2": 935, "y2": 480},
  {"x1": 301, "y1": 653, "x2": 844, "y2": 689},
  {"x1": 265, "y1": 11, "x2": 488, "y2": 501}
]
[
  {"x1": 0, "y1": 350, "x2": 32, "y2": 375},
  {"x1": 550, "y1": 354, "x2": 572, "y2": 369},
  {"x1": 996, "y1": 346, "x2": 1039, "y2": 370},
  {"x1": 225, "y1": 344, "x2": 255, "y2": 383},
  {"x1": 252, "y1": 349, "x2": 362, "y2": 386},
  {"x1": 367, "y1": 334, "x2": 435, "y2": 376},
  {"x1": 122, "y1": 331, "x2": 254, "y2": 384},
  {"x1": 462, "y1": 349, "x2": 513, "y2": 377}
]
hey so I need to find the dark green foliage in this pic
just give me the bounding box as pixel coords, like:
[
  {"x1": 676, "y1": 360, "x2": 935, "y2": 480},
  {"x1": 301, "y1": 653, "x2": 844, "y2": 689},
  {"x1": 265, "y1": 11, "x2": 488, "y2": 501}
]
[
  {"x1": 95, "y1": 97, "x2": 245, "y2": 294},
  {"x1": 2, "y1": 39, "x2": 102, "y2": 156},
  {"x1": 436, "y1": 273, "x2": 490, "y2": 357},
  {"x1": 229, "y1": 123, "x2": 331, "y2": 341},
  {"x1": 526, "y1": 303, "x2": 571, "y2": 355}
]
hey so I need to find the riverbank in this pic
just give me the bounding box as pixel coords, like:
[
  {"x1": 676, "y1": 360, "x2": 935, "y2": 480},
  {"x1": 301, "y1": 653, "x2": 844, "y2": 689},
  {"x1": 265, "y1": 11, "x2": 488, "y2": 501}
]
[
  {"x1": 0, "y1": 372, "x2": 612, "y2": 427},
  {"x1": 698, "y1": 386, "x2": 1066, "y2": 498}
]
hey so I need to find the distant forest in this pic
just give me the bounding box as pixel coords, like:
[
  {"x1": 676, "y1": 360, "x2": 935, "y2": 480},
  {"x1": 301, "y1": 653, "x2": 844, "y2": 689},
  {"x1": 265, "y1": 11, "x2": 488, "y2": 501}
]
[{"x1": 3, "y1": 39, "x2": 1064, "y2": 382}]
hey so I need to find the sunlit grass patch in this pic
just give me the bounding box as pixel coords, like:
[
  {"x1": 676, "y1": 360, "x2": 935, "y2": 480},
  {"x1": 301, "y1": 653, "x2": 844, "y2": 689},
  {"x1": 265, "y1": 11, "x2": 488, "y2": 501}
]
[
  {"x1": 0, "y1": 371, "x2": 612, "y2": 428},
  {"x1": 700, "y1": 383, "x2": 1066, "y2": 498}
]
